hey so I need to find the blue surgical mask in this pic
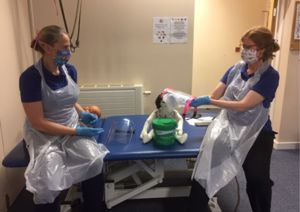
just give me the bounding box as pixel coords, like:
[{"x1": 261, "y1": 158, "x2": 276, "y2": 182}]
[{"x1": 54, "y1": 50, "x2": 71, "y2": 66}]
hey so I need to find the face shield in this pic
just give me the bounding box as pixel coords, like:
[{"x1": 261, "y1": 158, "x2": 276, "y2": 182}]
[{"x1": 161, "y1": 88, "x2": 197, "y2": 119}]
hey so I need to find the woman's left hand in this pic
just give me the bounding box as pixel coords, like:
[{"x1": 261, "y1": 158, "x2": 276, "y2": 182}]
[{"x1": 79, "y1": 111, "x2": 98, "y2": 125}]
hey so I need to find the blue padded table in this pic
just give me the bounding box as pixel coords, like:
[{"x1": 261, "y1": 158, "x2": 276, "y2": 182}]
[
  {"x1": 2, "y1": 140, "x2": 29, "y2": 168},
  {"x1": 2, "y1": 108, "x2": 219, "y2": 168},
  {"x1": 98, "y1": 108, "x2": 219, "y2": 161},
  {"x1": 98, "y1": 108, "x2": 220, "y2": 209},
  {"x1": 1, "y1": 109, "x2": 220, "y2": 210}
]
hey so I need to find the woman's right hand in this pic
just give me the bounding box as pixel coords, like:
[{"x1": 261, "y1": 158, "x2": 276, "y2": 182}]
[{"x1": 76, "y1": 126, "x2": 104, "y2": 136}]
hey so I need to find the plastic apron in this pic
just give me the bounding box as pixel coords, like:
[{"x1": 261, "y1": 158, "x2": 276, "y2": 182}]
[
  {"x1": 192, "y1": 61, "x2": 270, "y2": 198},
  {"x1": 24, "y1": 59, "x2": 109, "y2": 204}
]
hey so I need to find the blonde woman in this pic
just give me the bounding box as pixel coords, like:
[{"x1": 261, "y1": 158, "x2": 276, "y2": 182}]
[{"x1": 19, "y1": 25, "x2": 109, "y2": 212}]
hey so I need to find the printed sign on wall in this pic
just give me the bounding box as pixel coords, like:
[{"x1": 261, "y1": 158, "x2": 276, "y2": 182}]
[{"x1": 153, "y1": 17, "x2": 188, "y2": 44}]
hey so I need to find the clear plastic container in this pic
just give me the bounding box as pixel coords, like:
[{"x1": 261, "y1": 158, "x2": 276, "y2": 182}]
[{"x1": 106, "y1": 118, "x2": 135, "y2": 145}]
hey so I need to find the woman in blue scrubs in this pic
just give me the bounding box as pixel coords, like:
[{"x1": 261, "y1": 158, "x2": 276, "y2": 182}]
[
  {"x1": 188, "y1": 26, "x2": 280, "y2": 212},
  {"x1": 19, "y1": 25, "x2": 109, "y2": 212}
]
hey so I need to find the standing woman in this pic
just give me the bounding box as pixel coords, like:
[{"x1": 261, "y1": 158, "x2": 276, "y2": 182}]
[
  {"x1": 19, "y1": 25, "x2": 109, "y2": 212},
  {"x1": 188, "y1": 26, "x2": 280, "y2": 212}
]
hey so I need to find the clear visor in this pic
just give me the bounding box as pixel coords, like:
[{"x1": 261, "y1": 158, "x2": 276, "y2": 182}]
[{"x1": 106, "y1": 118, "x2": 135, "y2": 145}]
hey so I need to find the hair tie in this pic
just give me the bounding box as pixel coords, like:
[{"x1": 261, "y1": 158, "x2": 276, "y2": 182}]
[{"x1": 33, "y1": 30, "x2": 41, "y2": 50}]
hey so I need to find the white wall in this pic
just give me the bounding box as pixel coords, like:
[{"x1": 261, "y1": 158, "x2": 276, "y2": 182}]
[
  {"x1": 31, "y1": 0, "x2": 195, "y2": 114},
  {"x1": 272, "y1": 0, "x2": 300, "y2": 148},
  {"x1": 0, "y1": 1, "x2": 33, "y2": 211},
  {"x1": 192, "y1": 0, "x2": 268, "y2": 96}
]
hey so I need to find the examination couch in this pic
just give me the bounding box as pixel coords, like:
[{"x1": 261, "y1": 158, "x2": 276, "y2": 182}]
[{"x1": 2, "y1": 108, "x2": 220, "y2": 210}]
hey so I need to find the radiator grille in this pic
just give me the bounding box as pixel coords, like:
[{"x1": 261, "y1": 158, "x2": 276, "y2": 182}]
[{"x1": 78, "y1": 84, "x2": 144, "y2": 117}]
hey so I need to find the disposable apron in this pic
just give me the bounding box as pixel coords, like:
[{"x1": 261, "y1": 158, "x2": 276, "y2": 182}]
[
  {"x1": 192, "y1": 61, "x2": 270, "y2": 198},
  {"x1": 24, "y1": 60, "x2": 109, "y2": 204}
]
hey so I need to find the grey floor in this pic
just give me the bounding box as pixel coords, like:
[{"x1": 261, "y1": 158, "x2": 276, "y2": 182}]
[
  {"x1": 7, "y1": 149, "x2": 300, "y2": 212},
  {"x1": 217, "y1": 149, "x2": 299, "y2": 212}
]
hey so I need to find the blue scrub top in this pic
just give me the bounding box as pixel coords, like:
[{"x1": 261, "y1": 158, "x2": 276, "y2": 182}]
[
  {"x1": 220, "y1": 63, "x2": 279, "y2": 132},
  {"x1": 19, "y1": 63, "x2": 77, "y2": 103}
]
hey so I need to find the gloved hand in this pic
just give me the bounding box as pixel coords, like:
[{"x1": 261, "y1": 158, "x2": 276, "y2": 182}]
[
  {"x1": 76, "y1": 126, "x2": 104, "y2": 136},
  {"x1": 79, "y1": 111, "x2": 98, "y2": 125},
  {"x1": 190, "y1": 96, "x2": 210, "y2": 107}
]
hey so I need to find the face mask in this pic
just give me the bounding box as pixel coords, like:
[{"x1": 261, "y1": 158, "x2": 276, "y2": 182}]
[
  {"x1": 241, "y1": 48, "x2": 258, "y2": 64},
  {"x1": 54, "y1": 50, "x2": 71, "y2": 66}
]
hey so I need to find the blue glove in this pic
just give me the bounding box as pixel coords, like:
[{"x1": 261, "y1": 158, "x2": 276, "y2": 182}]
[
  {"x1": 76, "y1": 126, "x2": 104, "y2": 136},
  {"x1": 79, "y1": 111, "x2": 98, "y2": 125},
  {"x1": 190, "y1": 96, "x2": 210, "y2": 107}
]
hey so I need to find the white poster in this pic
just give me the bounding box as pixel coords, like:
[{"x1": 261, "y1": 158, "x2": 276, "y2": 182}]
[
  {"x1": 170, "y1": 17, "x2": 188, "y2": 43},
  {"x1": 153, "y1": 17, "x2": 170, "y2": 43}
]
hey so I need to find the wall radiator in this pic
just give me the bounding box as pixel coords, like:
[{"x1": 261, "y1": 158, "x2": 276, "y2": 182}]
[{"x1": 78, "y1": 84, "x2": 144, "y2": 117}]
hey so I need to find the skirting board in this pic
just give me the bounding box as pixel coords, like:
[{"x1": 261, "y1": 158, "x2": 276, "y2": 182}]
[{"x1": 273, "y1": 139, "x2": 300, "y2": 150}]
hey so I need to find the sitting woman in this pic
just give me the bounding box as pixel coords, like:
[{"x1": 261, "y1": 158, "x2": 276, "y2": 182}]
[{"x1": 19, "y1": 25, "x2": 109, "y2": 212}]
